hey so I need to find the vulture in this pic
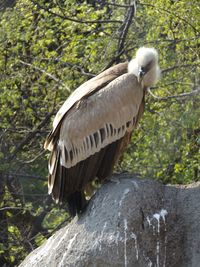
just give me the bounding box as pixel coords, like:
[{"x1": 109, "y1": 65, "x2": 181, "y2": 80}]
[{"x1": 44, "y1": 47, "x2": 160, "y2": 216}]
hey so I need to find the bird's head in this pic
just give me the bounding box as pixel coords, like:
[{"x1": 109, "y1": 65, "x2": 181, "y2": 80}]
[{"x1": 128, "y1": 47, "x2": 160, "y2": 87}]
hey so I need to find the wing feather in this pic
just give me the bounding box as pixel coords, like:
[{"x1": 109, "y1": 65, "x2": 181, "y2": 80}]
[
  {"x1": 44, "y1": 62, "x2": 128, "y2": 150},
  {"x1": 59, "y1": 73, "x2": 143, "y2": 168}
]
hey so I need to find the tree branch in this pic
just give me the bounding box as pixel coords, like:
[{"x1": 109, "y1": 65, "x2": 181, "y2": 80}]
[
  {"x1": 31, "y1": 1, "x2": 122, "y2": 24},
  {"x1": 148, "y1": 88, "x2": 200, "y2": 101},
  {"x1": 102, "y1": 49, "x2": 126, "y2": 71},
  {"x1": 103, "y1": 1, "x2": 136, "y2": 70},
  {"x1": 162, "y1": 63, "x2": 200, "y2": 73},
  {"x1": 19, "y1": 60, "x2": 70, "y2": 92},
  {"x1": 140, "y1": 2, "x2": 197, "y2": 33},
  {"x1": 7, "y1": 111, "x2": 55, "y2": 161},
  {"x1": 117, "y1": 2, "x2": 136, "y2": 55}
]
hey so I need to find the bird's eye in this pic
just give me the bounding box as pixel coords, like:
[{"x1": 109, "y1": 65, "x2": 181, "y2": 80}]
[{"x1": 139, "y1": 66, "x2": 146, "y2": 77}]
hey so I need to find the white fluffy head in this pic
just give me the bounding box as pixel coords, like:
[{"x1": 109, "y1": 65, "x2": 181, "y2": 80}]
[{"x1": 128, "y1": 47, "x2": 160, "y2": 87}]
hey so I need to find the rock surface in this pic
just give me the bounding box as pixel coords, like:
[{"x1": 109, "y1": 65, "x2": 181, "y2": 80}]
[{"x1": 19, "y1": 174, "x2": 200, "y2": 267}]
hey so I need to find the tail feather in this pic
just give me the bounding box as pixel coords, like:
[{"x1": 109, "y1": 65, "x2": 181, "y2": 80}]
[
  {"x1": 48, "y1": 149, "x2": 88, "y2": 216},
  {"x1": 48, "y1": 140, "x2": 122, "y2": 217}
]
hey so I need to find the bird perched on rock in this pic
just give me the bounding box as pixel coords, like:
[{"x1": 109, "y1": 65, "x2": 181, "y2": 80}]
[{"x1": 44, "y1": 47, "x2": 160, "y2": 216}]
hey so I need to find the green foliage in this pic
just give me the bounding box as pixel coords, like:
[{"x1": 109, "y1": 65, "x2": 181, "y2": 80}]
[
  {"x1": 0, "y1": 0, "x2": 199, "y2": 265},
  {"x1": 121, "y1": 0, "x2": 200, "y2": 184}
]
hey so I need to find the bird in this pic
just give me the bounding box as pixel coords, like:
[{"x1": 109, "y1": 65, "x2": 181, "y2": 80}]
[{"x1": 44, "y1": 47, "x2": 160, "y2": 217}]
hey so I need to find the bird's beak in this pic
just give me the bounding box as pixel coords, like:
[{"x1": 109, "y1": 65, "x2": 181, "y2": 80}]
[{"x1": 138, "y1": 68, "x2": 145, "y2": 83}]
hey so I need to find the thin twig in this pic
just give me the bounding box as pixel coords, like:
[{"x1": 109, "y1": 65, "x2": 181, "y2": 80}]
[
  {"x1": 162, "y1": 63, "x2": 200, "y2": 74},
  {"x1": 64, "y1": 61, "x2": 95, "y2": 77},
  {"x1": 107, "y1": 2, "x2": 136, "y2": 8},
  {"x1": 0, "y1": 206, "x2": 24, "y2": 211},
  {"x1": 4, "y1": 172, "x2": 45, "y2": 180},
  {"x1": 148, "y1": 88, "x2": 200, "y2": 101},
  {"x1": 19, "y1": 59, "x2": 70, "y2": 92},
  {"x1": 17, "y1": 150, "x2": 46, "y2": 164}
]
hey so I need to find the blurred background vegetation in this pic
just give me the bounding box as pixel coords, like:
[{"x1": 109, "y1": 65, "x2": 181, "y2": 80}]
[{"x1": 0, "y1": 0, "x2": 199, "y2": 265}]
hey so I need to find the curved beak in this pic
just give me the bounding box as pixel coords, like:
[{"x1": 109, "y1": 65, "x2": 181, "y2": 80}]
[{"x1": 138, "y1": 68, "x2": 145, "y2": 83}]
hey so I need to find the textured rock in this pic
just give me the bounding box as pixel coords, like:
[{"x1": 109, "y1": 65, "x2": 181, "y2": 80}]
[{"x1": 19, "y1": 174, "x2": 200, "y2": 267}]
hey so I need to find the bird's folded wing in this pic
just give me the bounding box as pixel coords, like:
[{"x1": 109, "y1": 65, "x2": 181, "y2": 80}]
[
  {"x1": 44, "y1": 63, "x2": 128, "y2": 150},
  {"x1": 58, "y1": 73, "x2": 143, "y2": 168}
]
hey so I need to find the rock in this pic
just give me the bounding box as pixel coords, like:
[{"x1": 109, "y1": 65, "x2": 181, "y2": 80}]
[{"x1": 19, "y1": 174, "x2": 200, "y2": 267}]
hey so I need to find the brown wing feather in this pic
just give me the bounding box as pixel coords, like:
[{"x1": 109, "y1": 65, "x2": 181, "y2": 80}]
[
  {"x1": 44, "y1": 62, "x2": 128, "y2": 150},
  {"x1": 97, "y1": 138, "x2": 123, "y2": 181},
  {"x1": 57, "y1": 74, "x2": 143, "y2": 169},
  {"x1": 50, "y1": 146, "x2": 106, "y2": 203}
]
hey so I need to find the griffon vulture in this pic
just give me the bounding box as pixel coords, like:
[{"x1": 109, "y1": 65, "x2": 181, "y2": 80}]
[{"x1": 44, "y1": 47, "x2": 160, "y2": 216}]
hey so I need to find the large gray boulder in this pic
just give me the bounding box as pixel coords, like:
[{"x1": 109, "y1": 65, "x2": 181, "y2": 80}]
[{"x1": 19, "y1": 174, "x2": 200, "y2": 267}]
